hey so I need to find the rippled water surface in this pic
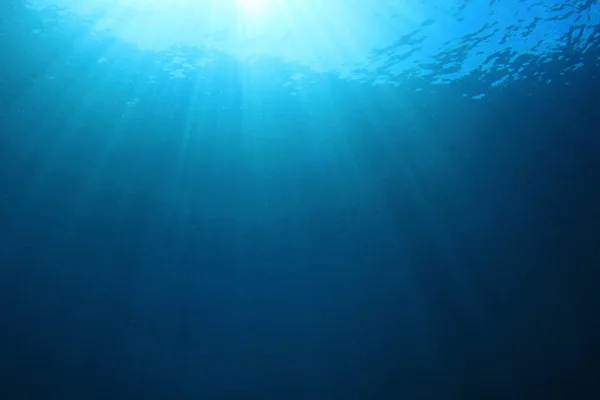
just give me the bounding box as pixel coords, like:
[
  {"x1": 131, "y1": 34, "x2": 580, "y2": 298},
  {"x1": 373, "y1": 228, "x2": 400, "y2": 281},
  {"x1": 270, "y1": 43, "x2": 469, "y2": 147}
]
[{"x1": 22, "y1": 0, "x2": 600, "y2": 94}]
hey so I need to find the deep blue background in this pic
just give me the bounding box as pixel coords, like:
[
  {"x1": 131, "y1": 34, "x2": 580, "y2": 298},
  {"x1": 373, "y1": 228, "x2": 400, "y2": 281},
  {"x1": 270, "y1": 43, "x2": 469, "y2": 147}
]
[{"x1": 1, "y1": 1, "x2": 600, "y2": 398}]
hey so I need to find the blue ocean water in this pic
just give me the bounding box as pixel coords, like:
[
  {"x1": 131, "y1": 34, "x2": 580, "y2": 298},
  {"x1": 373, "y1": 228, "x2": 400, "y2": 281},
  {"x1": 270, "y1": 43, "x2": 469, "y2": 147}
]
[{"x1": 1, "y1": 0, "x2": 599, "y2": 398}]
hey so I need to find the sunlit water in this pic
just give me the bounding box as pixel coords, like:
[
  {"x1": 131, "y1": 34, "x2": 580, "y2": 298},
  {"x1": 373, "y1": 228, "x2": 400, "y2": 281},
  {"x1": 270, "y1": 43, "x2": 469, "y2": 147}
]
[
  {"x1": 25, "y1": 0, "x2": 600, "y2": 93},
  {"x1": 1, "y1": 0, "x2": 599, "y2": 398}
]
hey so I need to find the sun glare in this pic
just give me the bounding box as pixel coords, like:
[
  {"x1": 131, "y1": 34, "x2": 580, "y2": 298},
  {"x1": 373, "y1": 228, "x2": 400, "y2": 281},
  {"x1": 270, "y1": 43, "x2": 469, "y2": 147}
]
[{"x1": 236, "y1": 0, "x2": 272, "y2": 15}]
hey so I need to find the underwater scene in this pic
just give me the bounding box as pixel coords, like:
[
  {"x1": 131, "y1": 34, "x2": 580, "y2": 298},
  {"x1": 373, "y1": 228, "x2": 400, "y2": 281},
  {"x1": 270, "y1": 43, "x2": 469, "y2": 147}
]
[{"x1": 1, "y1": 0, "x2": 599, "y2": 398}]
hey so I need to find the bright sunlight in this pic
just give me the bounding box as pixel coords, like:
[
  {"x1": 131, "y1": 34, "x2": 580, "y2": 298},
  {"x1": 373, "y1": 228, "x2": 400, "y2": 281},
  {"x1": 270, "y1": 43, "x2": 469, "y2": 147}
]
[
  {"x1": 27, "y1": 0, "x2": 422, "y2": 77},
  {"x1": 236, "y1": 0, "x2": 274, "y2": 15}
]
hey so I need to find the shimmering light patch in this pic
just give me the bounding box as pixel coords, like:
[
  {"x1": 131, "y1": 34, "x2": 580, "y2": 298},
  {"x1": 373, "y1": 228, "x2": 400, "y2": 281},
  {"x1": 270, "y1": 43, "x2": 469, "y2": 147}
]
[
  {"x1": 236, "y1": 0, "x2": 273, "y2": 15},
  {"x1": 27, "y1": 0, "x2": 424, "y2": 76}
]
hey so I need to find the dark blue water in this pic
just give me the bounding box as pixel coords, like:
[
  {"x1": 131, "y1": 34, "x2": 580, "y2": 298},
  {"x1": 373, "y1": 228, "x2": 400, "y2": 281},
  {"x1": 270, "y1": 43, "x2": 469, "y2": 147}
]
[{"x1": 1, "y1": 1, "x2": 599, "y2": 398}]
